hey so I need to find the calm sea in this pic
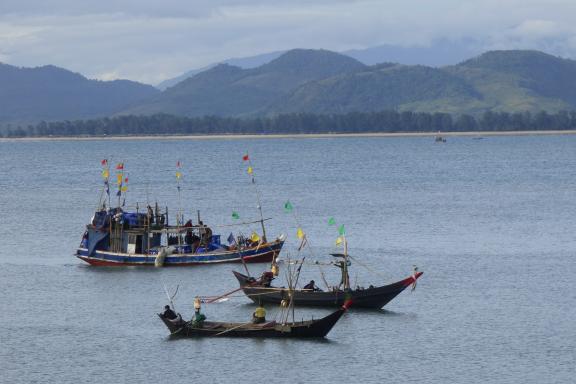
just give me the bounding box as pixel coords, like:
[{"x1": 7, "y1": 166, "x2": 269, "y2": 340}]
[{"x1": 0, "y1": 135, "x2": 575, "y2": 384}]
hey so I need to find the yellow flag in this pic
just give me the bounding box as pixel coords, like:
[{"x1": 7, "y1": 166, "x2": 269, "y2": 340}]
[
  {"x1": 335, "y1": 236, "x2": 343, "y2": 246},
  {"x1": 251, "y1": 232, "x2": 260, "y2": 242},
  {"x1": 176, "y1": 171, "x2": 182, "y2": 179},
  {"x1": 117, "y1": 174, "x2": 122, "y2": 185},
  {"x1": 101, "y1": 169, "x2": 109, "y2": 179},
  {"x1": 121, "y1": 186, "x2": 128, "y2": 192},
  {"x1": 247, "y1": 166, "x2": 253, "y2": 175},
  {"x1": 296, "y1": 227, "x2": 304, "y2": 239}
]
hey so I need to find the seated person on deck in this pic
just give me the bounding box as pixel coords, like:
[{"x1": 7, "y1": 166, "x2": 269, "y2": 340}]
[
  {"x1": 259, "y1": 271, "x2": 274, "y2": 287},
  {"x1": 303, "y1": 280, "x2": 321, "y2": 291},
  {"x1": 162, "y1": 305, "x2": 177, "y2": 320},
  {"x1": 192, "y1": 297, "x2": 207, "y2": 327},
  {"x1": 252, "y1": 304, "x2": 266, "y2": 324}
]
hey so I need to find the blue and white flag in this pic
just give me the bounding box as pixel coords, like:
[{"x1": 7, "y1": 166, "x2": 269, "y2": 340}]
[{"x1": 227, "y1": 233, "x2": 236, "y2": 245}]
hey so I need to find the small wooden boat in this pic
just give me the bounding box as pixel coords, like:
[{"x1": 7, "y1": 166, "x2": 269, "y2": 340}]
[
  {"x1": 435, "y1": 135, "x2": 447, "y2": 143},
  {"x1": 158, "y1": 306, "x2": 347, "y2": 338},
  {"x1": 233, "y1": 270, "x2": 423, "y2": 309}
]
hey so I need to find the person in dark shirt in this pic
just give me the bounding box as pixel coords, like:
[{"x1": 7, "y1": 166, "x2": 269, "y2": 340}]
[
  {"x1": 162, "y1": 305, "x2": 177, "y2": 320},
  {"x1": 260, "y1": 271, "x2": 274, "y2": 287},
  {"x1": 303, "y1": 280, "x2": 320, "y2": 291}
]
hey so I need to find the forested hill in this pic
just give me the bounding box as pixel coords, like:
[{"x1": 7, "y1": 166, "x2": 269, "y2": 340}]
[
  {"x1": 3, "y1": 49, "x2": 576, "y2": 128},
  {"x1": 0, "y1": 63, "x2": 159, "y2": 124},
  {"x1": 121, "y1": 49, "x2": 366, "y2": 117},
  {"x1": 119, "y1": 49, "x2": 576, "y2": 118}
]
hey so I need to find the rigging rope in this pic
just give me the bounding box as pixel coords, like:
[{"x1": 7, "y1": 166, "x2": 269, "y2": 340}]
[{"x1": 347, "y1": 254, "x2": 390, "y2": 281}]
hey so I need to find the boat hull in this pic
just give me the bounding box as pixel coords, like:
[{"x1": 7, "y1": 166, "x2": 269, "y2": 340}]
[
  {"x1": 76, "y1": 240, "x2": 284, "y2": 266},
  {"x1": 233, "y1": 270, "x2": 423, "y2": 309},
  {"x1": 158, "y1": 308, "x2": 345, "y2": 338}
]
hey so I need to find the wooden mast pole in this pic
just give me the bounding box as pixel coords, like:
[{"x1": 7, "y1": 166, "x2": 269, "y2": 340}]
[
  {"x1": 343, "y1": 235, "x2": 350, "y2": 290},
  {"x1": 246, "y1": 154, "x2": 267, "y2": 242}
]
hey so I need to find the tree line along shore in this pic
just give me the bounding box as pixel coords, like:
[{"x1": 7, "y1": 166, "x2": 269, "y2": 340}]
[{"x1": 3, "y1": 110, "x2": 576, "y2": 138}]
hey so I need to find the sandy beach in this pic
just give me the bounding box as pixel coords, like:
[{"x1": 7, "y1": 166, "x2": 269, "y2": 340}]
[{"x1": 2, "y1": 130, "x2": 576, "y2": 142}]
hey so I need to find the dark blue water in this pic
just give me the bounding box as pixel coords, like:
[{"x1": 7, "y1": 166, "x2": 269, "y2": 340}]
[{"x1": 0, "y1": 136, "x2": 575, "y2": 383}]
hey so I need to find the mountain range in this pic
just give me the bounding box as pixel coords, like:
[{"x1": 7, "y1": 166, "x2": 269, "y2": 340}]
[
  {"x1": 2, "y1": 48, "x2": 576, "y2": 127},
  {"x1": 120, "y1": 49, "x2": 576, "y2": 118},
  {"x1": 157, "y1": 39, "x2": 482, "y2": 90},
  {"x1": 0, "y1": 63, "x2": 159, "y2": 124}
]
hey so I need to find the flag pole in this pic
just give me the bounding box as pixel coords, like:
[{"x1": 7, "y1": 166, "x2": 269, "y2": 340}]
[{"x1": 245, "y1": 153, "x2": 267, "y2": 242}]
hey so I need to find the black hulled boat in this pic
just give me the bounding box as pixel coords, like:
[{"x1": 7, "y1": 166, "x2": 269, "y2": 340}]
[
  {"x1": 158, "y1": 304, "x2": 347, "y2": 338},
  {"x1": 233, "y1": 270, "x2": 423, "y2": 309}
]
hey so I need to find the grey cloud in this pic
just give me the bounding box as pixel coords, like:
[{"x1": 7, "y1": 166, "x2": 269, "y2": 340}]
[
  {"x1": 2, "y1": 1, "x2": 576, "y2": 83},
  {"x1": 0, "y1": 0, "x2": 356, "y2": 18}
]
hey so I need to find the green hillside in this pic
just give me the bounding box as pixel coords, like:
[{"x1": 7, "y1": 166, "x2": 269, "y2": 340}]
[
  {"x1": 267, "y1": 64, "x2": 483, "y2": 114},
  {"x1": 122, "y1": 49, "x2": 576, "y2": 117},
  {"x1": 3, "y1": 49, "x2": 576, "y2": 126},
  {"x1": 121, "y1": 49, "x2": 366, "y2": 117},
  {"x1": 0, "y1": 63, "x2": 159, "y2": 123}
]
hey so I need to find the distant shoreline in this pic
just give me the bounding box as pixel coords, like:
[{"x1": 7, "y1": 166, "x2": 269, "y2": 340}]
[{"x1": 2, "y1": 130, "x2": 576, "y2": 142}]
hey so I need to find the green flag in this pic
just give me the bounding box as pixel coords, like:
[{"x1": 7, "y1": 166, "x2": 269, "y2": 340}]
[
  {"x1": 338, "y1": 224, "x2": 345, "y2": 236},
  {"x1": 232, "y1": 211, "x2": 240, "y2": 220},
  {"x1": 284, "y1": 201, "x2": 293, "y2": 213},
  {"x1": 328, "y1": 217, "x2": 336, "y2": 226}
]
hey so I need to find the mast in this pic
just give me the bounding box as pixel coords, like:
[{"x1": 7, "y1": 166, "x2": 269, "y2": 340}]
[
  {"x1": 97, "y1": 159, "x2": 110, "y2": 211},
  {"x1": 176, "y1": 161, "x2": 183, "y2": 226},
  {"x1": 244, "y1": 153, "x2": 267, "y2": 242},
  {"x1": 342, "y1": 235, "x2": 350, "y2": 290}
]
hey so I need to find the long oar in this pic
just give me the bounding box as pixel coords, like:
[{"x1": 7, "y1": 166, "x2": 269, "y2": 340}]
[
  {"x1": 213, "y1": 322, "x2": 253, "y2": 337},
  {"x1": 205, "y1": 287, "x2": 244, "y2": 303},
  {"x1": 204, "y1": 274, "x2": 273, "y2": 303}
]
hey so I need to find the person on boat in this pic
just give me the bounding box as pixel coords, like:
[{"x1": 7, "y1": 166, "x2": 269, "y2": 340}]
[
  {"x1": 260, "y1": 271, "x2": 274, "y2": 287},
  {"x1": 303, "y1": 280, "x2": 321, "y2": 291},
  {"x1": 198, "y1": 221, "x2": 213, "y2": 246},
  {"x1": 334, "y1": 260, "x2": 351, "y2": 290},
  {"x1": 147, "y1": 205, "x2": 154, "y2": 224},
  {"x1": 271, "y1": 260, "x2": 279, "y2": 277},
  {"x1": 192, "y1": 297, "x2": 207, "y2": 327},
  {"x1": 252, "y1": 303, "x2": 266, "y2": 324},
  {"x1": 162, "y1": 305, "x2": 177, "y2": 320}
]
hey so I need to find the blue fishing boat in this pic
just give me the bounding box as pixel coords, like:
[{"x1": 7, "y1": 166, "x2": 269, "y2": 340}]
[
  {"x1": 76, "y1": 207, "x2": 285, "y2": 266},
  {"x1": 76, "y1": 159, "x2": 285, "y2": 266}
]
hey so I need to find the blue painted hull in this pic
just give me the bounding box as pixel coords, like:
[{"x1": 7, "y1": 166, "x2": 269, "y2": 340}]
[{"x1": 76, "y1": 239, "x2": 284, "y2": 266}]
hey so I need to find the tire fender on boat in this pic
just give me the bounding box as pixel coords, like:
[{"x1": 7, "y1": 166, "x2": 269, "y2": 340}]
[{"x1": 155, "y1": 246, "x2": 175, "y2": 267}]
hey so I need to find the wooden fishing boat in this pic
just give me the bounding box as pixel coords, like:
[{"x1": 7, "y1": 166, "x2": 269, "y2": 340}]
[
  {"x1": 76, "y1": 208, "x2": 285, "y2": 266},
  {"x1": 77, "y1": 159, "x2": 284, "y2": 267},
  {"x1": 233, "y1": 270, "x2": 422, "y2": 309},
  {"x1": 233, "y1": 224, "x2": 423, "y2": 309},
  {"x1": 158, "y1": 304, "x2": 348, "y2": 338}
]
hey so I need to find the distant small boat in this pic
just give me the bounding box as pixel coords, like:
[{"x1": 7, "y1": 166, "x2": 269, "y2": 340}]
[
  {"x1": 435, "y1": 132, "x2": 447, "y2": 143},
  {"x1": 158, "y1": 305, "x2": 347, "y2": 338}
]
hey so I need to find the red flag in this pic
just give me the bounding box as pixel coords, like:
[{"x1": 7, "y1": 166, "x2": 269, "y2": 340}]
[
  {"x1": 101, "y1": 159, "x2": 107, "y2": 166},
  {"x1": 124, "y1": 177, "x2": 128, "y2": 183},
  {"x1": 242, "y1": 154, "x2": 249, "y2": 161},
  {"x1": 176, "y1": 161, "x2": 181, "y2": 168},
  {"x1": 116, "y1": 163, "x2": 124, "y2": 170}
]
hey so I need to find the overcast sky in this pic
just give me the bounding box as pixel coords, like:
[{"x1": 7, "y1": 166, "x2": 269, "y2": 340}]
[{"x1": 2, "y1": 0, "x2": 576, "y2": 84}]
